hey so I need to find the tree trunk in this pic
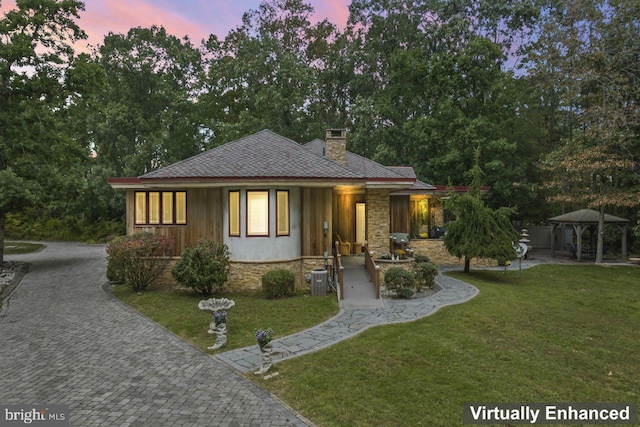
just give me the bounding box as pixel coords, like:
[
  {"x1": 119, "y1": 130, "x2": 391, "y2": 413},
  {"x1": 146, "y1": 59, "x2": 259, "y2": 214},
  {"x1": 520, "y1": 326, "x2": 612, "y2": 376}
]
[
  {"x1": 464, "y1": 256, "x2": 470, "y2": 273},
  {"x1": 595, "y1": 205, "x2": 605, "y2": 264},
  {"x1": 0, "y1": 212, "x2": 5, "y2": 264}
]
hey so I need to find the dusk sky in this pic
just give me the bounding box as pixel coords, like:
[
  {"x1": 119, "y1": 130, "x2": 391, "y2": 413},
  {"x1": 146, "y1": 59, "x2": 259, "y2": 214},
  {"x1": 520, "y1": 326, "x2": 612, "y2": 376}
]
[{"x1": 0, "y1": 0, "x2": 351, "y2": 49}]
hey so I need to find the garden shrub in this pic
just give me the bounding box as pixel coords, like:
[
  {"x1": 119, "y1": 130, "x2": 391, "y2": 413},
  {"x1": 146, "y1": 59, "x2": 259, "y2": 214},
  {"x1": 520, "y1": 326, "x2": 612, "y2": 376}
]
[
  {"x1": 171, "y1": 239, "x2": 231, "y2": 296},
  {"x1": 396, "y1": 287, "x2": 415, "y2": 299},
  {"x1": 413, "y1": 261, "x2": 438, "y2": 291},
  {"x1": 106, "y1": 233, "x2": 173, "y2": 292},
  {"x1": 261, "y1": 268, "x2": 296, "y2": 299},
  {"x1": 384, "y1": 267, "x2": 415, "y2": 291},
  {"x1": 413, "y1": 254, "x2": 431, "y2": 264}
]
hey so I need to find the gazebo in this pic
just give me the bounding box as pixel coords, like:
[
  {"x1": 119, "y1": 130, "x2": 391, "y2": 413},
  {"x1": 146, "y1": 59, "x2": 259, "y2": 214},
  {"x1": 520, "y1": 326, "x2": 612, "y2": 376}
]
[{"x1": 549, "y1": 209, "x2": 629, "y2": 261}]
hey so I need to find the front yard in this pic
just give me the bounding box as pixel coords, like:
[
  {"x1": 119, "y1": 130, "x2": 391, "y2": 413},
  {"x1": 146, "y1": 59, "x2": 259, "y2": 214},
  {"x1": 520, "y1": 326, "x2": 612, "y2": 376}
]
[
  {"x1": 112, "y1": 264, "x2": 640, "y2": 426},
  {"x1": 253, "y1": 265, "x2": 640, "y2": 426},
  {"x1": 111, "y1": 286, "x2": 339, "y2": 352}
]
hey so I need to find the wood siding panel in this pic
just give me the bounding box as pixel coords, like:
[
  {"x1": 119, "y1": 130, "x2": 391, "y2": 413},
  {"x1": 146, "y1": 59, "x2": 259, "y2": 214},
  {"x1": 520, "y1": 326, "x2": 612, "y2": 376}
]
[
  {"x1": 301, "y1": 188, "x2": 332, "y2": 257},
  {"x1": 390, "y1": 195, "x2": 410, "y2": 234},
  {"x1": 332, "y1": 191, "x2": 365, "y2": 246},
  {"x1": 126, "y1": 188, "x2": 223, "y2": 255}
]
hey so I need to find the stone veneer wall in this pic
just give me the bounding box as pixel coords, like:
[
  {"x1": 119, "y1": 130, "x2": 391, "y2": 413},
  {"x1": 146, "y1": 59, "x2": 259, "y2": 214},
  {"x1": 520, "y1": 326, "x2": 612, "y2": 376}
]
[
  {"x1": 366, "y1": 188, "x2": 390, "y2": 255},
  {"x1": 154, "y1": 257, "x2": 326, "y2": 292},
  {"x1": 409, "y1": 239, "x2": 497, "y2": 268}
]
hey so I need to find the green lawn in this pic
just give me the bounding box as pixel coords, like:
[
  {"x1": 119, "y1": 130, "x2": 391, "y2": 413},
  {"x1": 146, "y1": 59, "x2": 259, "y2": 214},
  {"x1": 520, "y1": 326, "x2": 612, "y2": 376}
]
[
  {"x1": 111, "y1": 285, "x2": 339, "y2": 352},
  {"x1": 252, "y1": 265, "x2": 640, "y2": 426},
  {"x1": 4, "y1": 241, "x2": 44, "y2": 254}
]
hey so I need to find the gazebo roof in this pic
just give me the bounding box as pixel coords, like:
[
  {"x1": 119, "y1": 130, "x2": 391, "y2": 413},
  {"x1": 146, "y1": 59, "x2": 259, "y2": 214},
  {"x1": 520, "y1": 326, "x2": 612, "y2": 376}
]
[{"x1": 549, "y1": 208, "x2": 629, "y2": 225}]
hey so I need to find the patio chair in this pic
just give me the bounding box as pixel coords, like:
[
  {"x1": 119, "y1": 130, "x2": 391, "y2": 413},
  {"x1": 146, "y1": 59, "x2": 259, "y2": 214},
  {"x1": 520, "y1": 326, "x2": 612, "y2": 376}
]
[{"x1": 334, "y1": 234, "x2": 351, "y2": 256}]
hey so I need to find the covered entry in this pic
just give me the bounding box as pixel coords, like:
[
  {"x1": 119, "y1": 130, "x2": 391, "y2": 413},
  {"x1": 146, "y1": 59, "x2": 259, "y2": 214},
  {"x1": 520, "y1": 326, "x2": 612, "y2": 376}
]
[{"x1": 549, "y1": 209, "x2": 629, "y2": 261}]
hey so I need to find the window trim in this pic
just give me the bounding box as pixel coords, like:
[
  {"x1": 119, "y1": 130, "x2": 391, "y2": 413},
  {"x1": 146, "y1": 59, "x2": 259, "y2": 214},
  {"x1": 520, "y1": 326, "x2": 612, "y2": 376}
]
[
  {"x1": 246, "y1": 190, "x2": 270, "y2": 237},
  {"x1": 276, "y1": 190, "x2": 290, "y2": 236},
  {"x1": 134, "y1": 191, "x2": 187, "y2": 226}
]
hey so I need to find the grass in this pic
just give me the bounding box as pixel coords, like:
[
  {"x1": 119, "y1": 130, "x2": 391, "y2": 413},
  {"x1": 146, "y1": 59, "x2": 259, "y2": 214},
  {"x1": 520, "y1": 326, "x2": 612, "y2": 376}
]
[
  {"x1": 250, "y1": 265, "x2": 640, "y2": 426},
  {"x1": 4, "y1": 241, "x2": 44, "y2": 254},
  {"x1": 111, "y1": 285, "x2": 339, "y2": 352}
]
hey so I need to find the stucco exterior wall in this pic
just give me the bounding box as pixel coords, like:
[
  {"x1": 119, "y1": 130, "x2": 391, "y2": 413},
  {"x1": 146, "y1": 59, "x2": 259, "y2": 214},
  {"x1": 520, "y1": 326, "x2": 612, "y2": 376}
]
[{"x1": 223, "y1": 187, "x2": 301, "y2": 262}]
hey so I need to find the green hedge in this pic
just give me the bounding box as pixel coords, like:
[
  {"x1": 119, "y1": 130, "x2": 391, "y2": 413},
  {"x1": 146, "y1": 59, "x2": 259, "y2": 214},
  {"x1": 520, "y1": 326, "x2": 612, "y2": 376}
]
[{"x1": 262, "y1": 268, "x2": 296, "y2": 299}]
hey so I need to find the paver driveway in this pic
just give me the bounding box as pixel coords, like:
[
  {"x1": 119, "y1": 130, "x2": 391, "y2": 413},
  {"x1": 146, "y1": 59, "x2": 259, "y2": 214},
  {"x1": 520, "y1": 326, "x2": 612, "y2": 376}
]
[{"x1": 0, "y1": 242, "x2": 308, "y2": 426}]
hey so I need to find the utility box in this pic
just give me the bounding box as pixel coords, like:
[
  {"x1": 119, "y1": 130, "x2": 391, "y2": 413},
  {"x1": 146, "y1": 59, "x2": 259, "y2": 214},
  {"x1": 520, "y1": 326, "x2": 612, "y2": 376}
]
[{"x1": 311, "y1": 269, "x2": 328, "y2": 296}]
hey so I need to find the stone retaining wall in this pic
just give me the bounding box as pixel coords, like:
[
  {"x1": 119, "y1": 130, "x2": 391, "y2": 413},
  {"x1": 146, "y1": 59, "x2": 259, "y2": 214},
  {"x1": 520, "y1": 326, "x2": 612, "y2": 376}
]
[
  {"x1": 409, "y1": 239, "x2": 498, "y2": 268},
  {"x1": 154, "y1": 257, "x2": 327, "y2": 292}
]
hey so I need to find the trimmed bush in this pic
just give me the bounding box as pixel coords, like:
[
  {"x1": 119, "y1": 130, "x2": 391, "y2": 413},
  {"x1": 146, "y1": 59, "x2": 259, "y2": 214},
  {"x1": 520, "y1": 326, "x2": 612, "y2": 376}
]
[
  {"x1": 413, "y1": 254, "x2": 431, "y2": 264},
  {"x1": 414, "y1": 261, "x2": 438, "y2": 291},
  {"x1": 171, "y1": 239, "x2": 230, "y2": 296},
  {"x1": 396, "y1": 287, "x2": 415, "y2": 299},
  {"x1": 384, "y1": 267, "x2": 415, "y2": 291},
  {"x1": 262, "y1": 268, "x2": 296, "y2": 299},
  {"x1": 106, "y1": 233, "x2": 173, "y2": 292}
]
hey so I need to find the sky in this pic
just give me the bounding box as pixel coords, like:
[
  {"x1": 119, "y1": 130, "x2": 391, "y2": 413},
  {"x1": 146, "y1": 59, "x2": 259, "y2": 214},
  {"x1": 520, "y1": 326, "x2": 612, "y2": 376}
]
[{"x1": 0, "y1": 0, "x2": 351, "y2": 50}]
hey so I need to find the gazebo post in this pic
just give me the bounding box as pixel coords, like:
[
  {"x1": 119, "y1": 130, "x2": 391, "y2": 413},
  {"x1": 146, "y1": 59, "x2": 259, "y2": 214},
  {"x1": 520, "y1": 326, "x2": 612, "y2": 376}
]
[
  {"x1": 550, "y1": 223, "x2": 557, "y2": 257},
  {"x1": 575, "y1": 224, "x2": 583, "y2": 262}
]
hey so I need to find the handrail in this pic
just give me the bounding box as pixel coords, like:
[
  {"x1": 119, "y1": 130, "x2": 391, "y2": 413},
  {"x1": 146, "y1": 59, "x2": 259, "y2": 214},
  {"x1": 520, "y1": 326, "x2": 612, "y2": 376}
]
[
  {"x1": 334, "y1": 241, "x2": 344, "y2": 300},
  {"x1": 364, "y1": 243, "x2": 381, "y2": 299}
]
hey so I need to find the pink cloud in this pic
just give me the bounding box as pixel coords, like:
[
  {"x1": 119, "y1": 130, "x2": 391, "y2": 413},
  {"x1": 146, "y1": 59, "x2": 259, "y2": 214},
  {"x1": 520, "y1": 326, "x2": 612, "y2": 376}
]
[
  {"x1": 79, "y1": 0, "x2": 211, "y2": 49},
  {"x1": 2, "y1": 0, "x2": 351, "y2": 53},
  {"x1": 312, "y1": 0, "x2": 350, "y2": 29}
]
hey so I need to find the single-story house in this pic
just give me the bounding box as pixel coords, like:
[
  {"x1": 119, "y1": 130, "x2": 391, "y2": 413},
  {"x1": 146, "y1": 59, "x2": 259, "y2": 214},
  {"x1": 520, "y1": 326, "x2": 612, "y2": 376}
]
[{"x1": 107, "y1": 129, "x2": 455, "y2": 289}]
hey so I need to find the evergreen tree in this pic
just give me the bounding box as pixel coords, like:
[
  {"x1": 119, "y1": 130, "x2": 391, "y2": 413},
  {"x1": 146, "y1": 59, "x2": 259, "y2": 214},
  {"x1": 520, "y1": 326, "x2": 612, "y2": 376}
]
[{"x1": 443, "y1": 149, "x2": 518, "y2": 272}]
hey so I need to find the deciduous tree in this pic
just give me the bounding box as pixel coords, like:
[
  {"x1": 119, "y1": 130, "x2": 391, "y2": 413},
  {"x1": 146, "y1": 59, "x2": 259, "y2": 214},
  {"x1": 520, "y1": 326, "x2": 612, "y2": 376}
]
[{"x1": 0, "y1": 0, "x2": 87, "y2": 262}]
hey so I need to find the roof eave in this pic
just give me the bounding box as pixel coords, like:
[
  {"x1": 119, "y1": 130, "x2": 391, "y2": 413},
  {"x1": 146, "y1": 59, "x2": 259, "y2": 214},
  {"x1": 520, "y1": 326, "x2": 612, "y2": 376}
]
[{"x1": 109, "y1": 176, "x2": 368, "y2": 189}]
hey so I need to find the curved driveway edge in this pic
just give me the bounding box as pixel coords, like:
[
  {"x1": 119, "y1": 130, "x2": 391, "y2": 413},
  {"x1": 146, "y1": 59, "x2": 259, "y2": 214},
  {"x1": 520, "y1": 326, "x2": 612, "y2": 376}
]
[{"x1": 0, "y1": 242, "x2": 310, "y2": 426}]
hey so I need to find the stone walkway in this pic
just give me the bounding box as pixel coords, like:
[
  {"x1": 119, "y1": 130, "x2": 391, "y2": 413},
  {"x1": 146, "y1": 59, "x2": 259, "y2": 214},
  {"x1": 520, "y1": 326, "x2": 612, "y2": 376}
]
[
  {"x1": 1, "y1": 242, "x2": 310, "y2": 426},
  {"x1": 214, "y1": 272, "x2": 479, "y2": 373}
]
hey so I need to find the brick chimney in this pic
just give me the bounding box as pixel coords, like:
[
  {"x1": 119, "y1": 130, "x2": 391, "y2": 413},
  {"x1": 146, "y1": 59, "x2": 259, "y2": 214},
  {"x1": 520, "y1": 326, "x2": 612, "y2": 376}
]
[{"x1": 325, "y1": 129, "x2": 347, "y2": 166}]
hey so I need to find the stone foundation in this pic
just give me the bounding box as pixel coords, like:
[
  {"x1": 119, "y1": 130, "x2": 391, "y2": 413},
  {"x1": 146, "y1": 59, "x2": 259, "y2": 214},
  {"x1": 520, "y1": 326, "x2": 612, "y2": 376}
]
[
  {"x1": 409, "y1": 239, "x2": 498, "y2": 268},
  {"x1": 154, "y1": 257, "x2": 327, "y2": 292}
]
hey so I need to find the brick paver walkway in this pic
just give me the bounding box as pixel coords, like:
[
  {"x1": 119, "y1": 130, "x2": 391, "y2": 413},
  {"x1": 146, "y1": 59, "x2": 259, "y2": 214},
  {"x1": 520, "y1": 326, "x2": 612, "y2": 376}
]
[{"x1": 1, "y1": 242, "x2": 309, "y2": 426}]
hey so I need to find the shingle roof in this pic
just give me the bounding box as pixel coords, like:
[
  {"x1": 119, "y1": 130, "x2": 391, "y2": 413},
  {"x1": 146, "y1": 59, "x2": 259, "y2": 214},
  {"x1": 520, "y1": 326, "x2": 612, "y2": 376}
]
[
  {"x1": 304, "y1": 139, "x2": 412, "y2": 181},
  {"x1": 549, "y1": 208, "x2": 629, "y2": 224},
  {"x1": 141, "y1": 130, "x2": 361, "y2": 181}
]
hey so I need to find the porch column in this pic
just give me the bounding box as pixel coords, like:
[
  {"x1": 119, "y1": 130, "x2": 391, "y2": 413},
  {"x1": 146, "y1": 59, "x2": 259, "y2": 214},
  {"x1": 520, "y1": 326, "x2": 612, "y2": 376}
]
[{"x1": 366, "y1": 188, "x2": 390, "y2": 255}]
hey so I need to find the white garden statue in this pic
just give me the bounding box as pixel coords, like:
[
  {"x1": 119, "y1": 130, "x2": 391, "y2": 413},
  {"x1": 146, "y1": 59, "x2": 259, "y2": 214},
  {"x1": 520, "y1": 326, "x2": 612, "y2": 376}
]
[{"x1": 198, "y1": 298, "x2": 236, "y2": 350}]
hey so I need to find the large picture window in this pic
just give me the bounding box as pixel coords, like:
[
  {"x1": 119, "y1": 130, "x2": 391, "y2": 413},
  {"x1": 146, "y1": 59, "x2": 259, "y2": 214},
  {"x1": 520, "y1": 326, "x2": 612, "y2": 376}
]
[
  {"x1": 247, "y1": 191, "x2": 269, "y2": 236},
  {"x1": 229, "y1": 190, "x2": 240, "y2": 236},
  {"x1": 276, "y1": 190, "x2": 290, "y2": 236},
  {"x1": 135, "y1": 191, "x2": 187, "y2": 225}
]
